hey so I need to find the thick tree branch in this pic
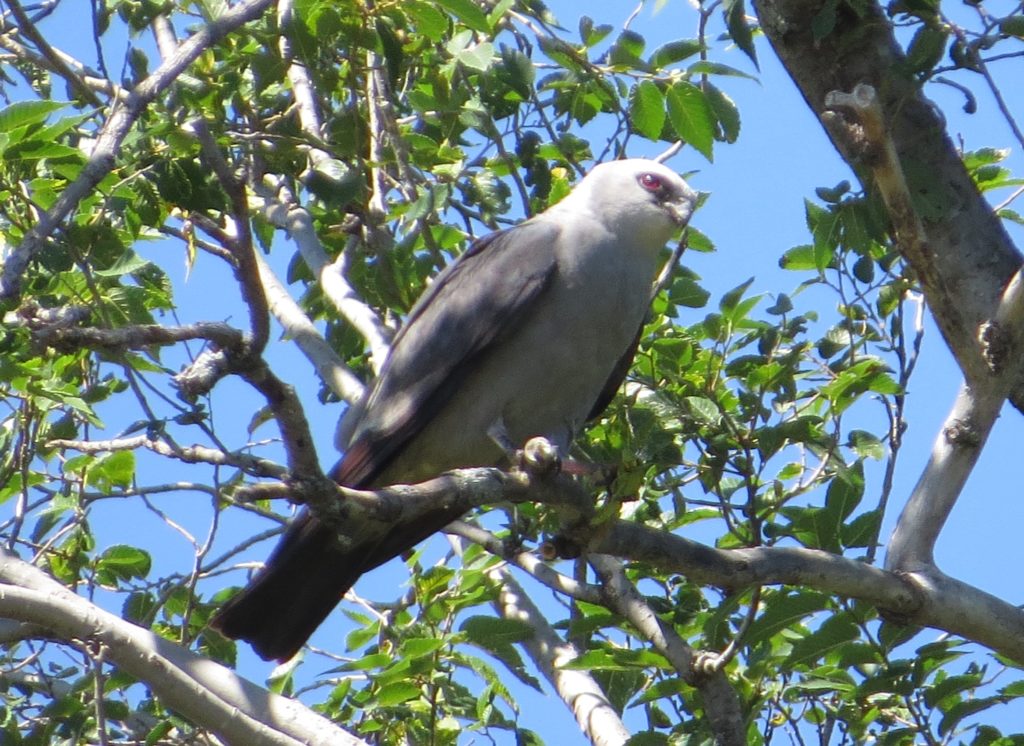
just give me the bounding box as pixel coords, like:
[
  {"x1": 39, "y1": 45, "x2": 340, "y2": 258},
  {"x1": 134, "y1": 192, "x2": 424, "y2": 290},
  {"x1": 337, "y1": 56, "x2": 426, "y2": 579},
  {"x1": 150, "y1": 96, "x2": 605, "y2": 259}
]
[
  {"x1": 488, "y1": 564, "x2": 632, "y2": 746},
  {"x1": 590, "y1": 555, "x2": 746, "y2": 746},
  {"x1": 253, "y1": 251, "x2": 366, "y2": 404},
  {"x1": 33, "y1": 320, "x2": 244, "y2": 352},
  {"x1": 887, "y1": 267, "x2": 1024, "y2": 570},
  {"x1": 239, "y1": 464, "x2": 1024, "y2": 662},
  {"x1": 447, "y1": 520, "x2": 603, "y2": 604},
  {"x1": 255, "y1": 185, "x2": 393, "y2": 375},
  {"x1": 593, "y1": 521, "x2": 1024, "y2": 663},
  {"x1": 753, "y1": 0, "x2": 1023, "y2": 397},
  {"x1": 0, "y1": 549, "x2": 363, "y2": 746}
]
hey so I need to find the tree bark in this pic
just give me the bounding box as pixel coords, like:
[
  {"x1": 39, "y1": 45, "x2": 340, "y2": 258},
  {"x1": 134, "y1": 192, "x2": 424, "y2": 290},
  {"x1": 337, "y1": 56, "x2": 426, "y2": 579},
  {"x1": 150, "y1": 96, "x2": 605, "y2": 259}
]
[{"x1": 753, "y1": 0, "x2": 1022, "y2": 394}]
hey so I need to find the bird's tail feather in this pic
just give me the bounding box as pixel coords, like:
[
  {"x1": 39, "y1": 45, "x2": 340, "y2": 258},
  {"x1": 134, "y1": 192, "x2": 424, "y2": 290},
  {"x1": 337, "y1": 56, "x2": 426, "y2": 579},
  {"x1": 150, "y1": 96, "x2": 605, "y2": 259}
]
[
  {"x1": 210, "y1": 507, "x2": 465, "y2": 662},
  {"x1": 210, "y1": 512, "x2": 362, "y2": 662}
]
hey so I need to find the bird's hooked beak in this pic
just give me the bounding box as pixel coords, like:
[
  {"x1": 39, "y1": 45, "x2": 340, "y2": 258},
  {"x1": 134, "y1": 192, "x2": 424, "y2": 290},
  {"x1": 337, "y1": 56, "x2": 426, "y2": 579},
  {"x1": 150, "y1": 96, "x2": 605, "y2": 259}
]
[{"x1": 665, "y1": 184, "x2": 699, "y2": 227}]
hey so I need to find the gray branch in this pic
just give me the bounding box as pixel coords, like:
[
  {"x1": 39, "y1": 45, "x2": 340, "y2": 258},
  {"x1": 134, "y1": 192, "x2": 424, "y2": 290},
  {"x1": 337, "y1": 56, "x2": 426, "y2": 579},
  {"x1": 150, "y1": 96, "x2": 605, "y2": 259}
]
[{"x1": 0, "y1": 548, "x2": 363, "y2": 746}]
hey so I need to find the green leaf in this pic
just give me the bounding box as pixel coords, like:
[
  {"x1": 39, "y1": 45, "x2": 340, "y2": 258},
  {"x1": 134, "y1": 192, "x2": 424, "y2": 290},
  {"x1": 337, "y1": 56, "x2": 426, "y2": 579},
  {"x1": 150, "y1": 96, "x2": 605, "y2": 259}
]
[
  {"x1": 406, "y1": 2, "x2": 448, "y2": 42},
  {"x1": 666, "y1": 82, "x2": 715, "y2": 161},
  {"x1": 399, "y1": 637, "x2": 445, "y2": 659},
  {"x1": 766, "y1": 293, "x2": 793, "y2": 315},
  {"x1": 456, "y1": 40, "x2": 494, "y2": 72},
  {"x1": 670, "y1": 276, "x2": 710, "y2": 308},
  {"x1": 923, "y1": 670, "x2": 983, "y2": 708},
  {"x1": 1000, "y1": 15, "x2": 1024, "y2": 38},
  {"x1": 852, "y1": 255, "x2": 875, "y2": 283},
  {"x1": 7, "y1": 142, "x2": 81, "y2": 160},
  {"x1": 562, "y1": 648, "x2": 671, "y2": 671},
  {"x1": 779, "y1": 244, "x2": 825, "y2": 272},
  {"x1": 719, "y1": 276, "x2": 755, "y2": 315},
  {"x1": 723, "y1": 0, "x2": 758, "y2": 68},
  {"x1": 848, "y1": 430, "x2": 884, "y2": 459},
  {"x1": 682, "y1": 396, "x2": 719, "y2": 424},
  {"x1": 97, "y1": 545, "x2": 152, "y2": 581},
  {"x1": 0, "y1": 100, "x2": 67, "y2": 133},
  {"x1": 625, "y1": 732, "x2": 670, "y2": 745},
  {"x1": 375, "y1": 681, "x2": 422, "y2": 706},
  {"x1": 608, "y1": 30, "x2": 646, "y2": 67},
  {"x1": 434, "y1": 0, "x2": 490, "y2": 32},
  {"x1": 461, "y1": 615, "x2": 533, "y2": 646},
  {"x1": 905, "y1": 25, "x2": 948, "y2": 74},
  {"x1": 704, "y1": 82, "x2": 741, "y2": 143},
  {"x1": 938, "y1": 696, "x2": 1003, "y2": 736},
  {"x1": 629, "y1": 80, "x2": 666, "y2": 141},
  {"x1": 786, "y1": 612, "x2": 859, "y2": 667},
  {"x1": 745, "y1": 590, "x2": 830, "y2": 647},
  {"x1": 579, "y1": 16, "x2": 613, "y2": 47},
  {"x1": 648, "y1": 39, "x2": 702, "y2": 69},
  {"x1": 811, "y1": 0, "x2": 838, "y2": 40},
  {"x1": 87, "y1": 450, "x2": 136, "y2": 490}
]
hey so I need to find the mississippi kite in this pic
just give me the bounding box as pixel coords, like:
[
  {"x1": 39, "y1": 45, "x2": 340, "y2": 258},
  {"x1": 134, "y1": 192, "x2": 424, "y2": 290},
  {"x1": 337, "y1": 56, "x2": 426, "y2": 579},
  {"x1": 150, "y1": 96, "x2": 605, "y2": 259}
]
[{"x1": 212, "y1": 159, "x2": 699, "y2": 661}]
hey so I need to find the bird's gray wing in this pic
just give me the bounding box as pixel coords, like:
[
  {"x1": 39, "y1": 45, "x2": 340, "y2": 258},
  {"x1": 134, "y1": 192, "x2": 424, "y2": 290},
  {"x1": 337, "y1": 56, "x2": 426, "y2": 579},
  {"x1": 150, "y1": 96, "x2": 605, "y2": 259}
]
[
  {"x1": 334, "y1": 219, "x2": 561, "y2": 487},
  {"x1": 586, "y1": 322, "x2": 644, "y2": 422}
]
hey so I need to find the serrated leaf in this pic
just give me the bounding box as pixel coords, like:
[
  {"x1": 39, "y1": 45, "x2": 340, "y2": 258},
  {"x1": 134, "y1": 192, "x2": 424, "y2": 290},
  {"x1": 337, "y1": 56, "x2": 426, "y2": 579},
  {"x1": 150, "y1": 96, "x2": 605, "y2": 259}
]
[
  {"x1": 0, "y1": 100, "x2": 67, "y2": 133},
  {"x1": 704, "y1": 82, "x2": 740, "y2": 143},
  {"x1": 375, "y1": 681, "x2": 421, "y2": 706},
  {"x1": 629, "y1": 80, "x2": 665, "y2": 141},
  {"x1": 723, "y1": 0, "x2": 758, "y2": 68},
  {"x1": 666, "y1": 82, "x2": 715, "y2": 161},
  {"x1": 649, "y1": 39, "x2": 702, "y2": 69},
  {"x1": 97, "y1": 545, "x2": 151, "y2": 581},
  {"x1": 682, "y1": 396, "x2": 719, "y2": 424},
  {"x1": 406, "y1": 2, "x2": 448, "y2": 42},
  {"x1": 434, "y1": 0, "x2": 490, "y2": 32},
  {"x1": 786, "y1": 613, "x2": 859, "y2": 667}
]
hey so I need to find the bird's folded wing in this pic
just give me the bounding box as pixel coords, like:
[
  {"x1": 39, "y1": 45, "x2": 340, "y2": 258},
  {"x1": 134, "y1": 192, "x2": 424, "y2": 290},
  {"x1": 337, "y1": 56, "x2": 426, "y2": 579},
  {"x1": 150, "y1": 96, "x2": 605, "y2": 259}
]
[{"x1": 334, "y1": 219, "x2": 561, "y2": 487}]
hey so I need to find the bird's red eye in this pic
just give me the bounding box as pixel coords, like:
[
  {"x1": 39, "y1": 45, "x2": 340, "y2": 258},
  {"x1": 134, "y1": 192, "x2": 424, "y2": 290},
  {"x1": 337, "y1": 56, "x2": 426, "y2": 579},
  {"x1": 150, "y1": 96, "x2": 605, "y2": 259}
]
[{"x1": 638, "y1": 172, "x2": 663, "y2": 192}]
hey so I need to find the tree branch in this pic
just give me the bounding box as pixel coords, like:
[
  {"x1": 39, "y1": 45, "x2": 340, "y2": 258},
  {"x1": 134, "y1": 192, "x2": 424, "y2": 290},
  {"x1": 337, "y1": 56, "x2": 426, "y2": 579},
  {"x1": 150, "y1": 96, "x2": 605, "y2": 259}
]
[
  {"x1": 0, "y1": 0, "x2": 276, "y2": 300},
  {"x1": 488, "y1": 564, "x2": 632, "y2": 746},
  {"x1": 589, "y1": 555, "x2": 746, "y2": 746},
  {"x1": 886, "y1": 266, "x2": 1024, "y2": 570},
  {"x1": 753, "y1": 0, "x2": 1023, "y2": 397},
  {"x1": 253, "y1": 251, "x2": 366, "y2": 404},
  {"x1": 0, "y1": 549, "x2": 364, "y2": 746}
]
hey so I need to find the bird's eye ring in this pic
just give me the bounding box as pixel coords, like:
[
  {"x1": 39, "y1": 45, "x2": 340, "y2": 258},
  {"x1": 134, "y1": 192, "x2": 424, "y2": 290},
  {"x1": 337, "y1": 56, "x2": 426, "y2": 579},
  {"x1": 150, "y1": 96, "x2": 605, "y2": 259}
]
[{"x1": 638, "y1": 172, "x2": 664, "y2": 192}]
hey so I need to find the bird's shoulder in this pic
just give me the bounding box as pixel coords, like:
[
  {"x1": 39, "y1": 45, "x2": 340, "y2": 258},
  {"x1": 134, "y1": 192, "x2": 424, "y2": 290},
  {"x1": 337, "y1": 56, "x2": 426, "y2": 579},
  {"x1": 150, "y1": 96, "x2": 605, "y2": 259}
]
[{"x1": 397, "y1": 217, "x2": 563, "y2": 335}]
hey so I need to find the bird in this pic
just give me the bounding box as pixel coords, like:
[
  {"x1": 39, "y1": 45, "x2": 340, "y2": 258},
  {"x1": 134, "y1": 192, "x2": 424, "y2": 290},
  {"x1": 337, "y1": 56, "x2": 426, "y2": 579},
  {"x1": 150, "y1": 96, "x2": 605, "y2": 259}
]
[{"x1": 210, "y1": 158, "x2": 699, "y2": 661}]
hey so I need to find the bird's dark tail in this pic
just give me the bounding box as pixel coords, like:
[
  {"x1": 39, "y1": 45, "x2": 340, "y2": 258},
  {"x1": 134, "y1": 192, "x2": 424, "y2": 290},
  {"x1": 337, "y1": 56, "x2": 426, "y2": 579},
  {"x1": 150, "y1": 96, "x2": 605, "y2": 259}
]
[
  {"x1": 210, "y1": 505, "x2": 465, "y2": 662},
  {"x1": 209, "y1": 512, "x2": 363, "y2": 662}
]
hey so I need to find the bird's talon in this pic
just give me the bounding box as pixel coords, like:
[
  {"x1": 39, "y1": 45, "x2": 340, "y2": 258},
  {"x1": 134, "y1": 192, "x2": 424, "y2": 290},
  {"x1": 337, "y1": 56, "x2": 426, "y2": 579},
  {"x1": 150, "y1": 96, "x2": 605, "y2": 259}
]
[{"x1": 520, "y1": 436, "x2": 562, "y2": 476}]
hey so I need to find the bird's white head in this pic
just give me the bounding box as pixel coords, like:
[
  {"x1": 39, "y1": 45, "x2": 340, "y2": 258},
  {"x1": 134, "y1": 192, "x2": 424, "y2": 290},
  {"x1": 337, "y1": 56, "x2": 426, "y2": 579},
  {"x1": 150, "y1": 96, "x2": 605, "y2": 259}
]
[{"x1": 553, "y1": 159, "x2": 699, "y2": 246}]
